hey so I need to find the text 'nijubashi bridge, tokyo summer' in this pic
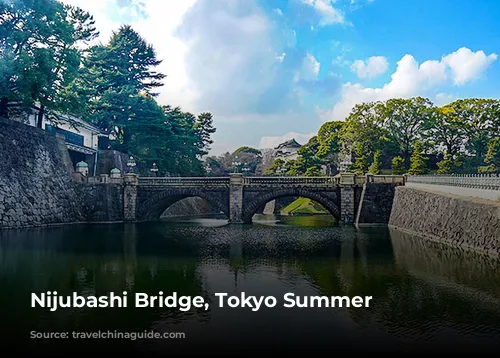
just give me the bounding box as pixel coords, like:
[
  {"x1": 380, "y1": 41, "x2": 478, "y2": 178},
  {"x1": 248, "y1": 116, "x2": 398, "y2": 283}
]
[{"x1": 107, "y1": 173, "x2": 406, "y2": 226}]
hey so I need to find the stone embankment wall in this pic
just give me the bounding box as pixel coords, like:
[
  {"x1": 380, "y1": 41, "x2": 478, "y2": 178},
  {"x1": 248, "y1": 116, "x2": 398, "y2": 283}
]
[
  {"x1": 389, "y1": 186, "x2": 500, "y2": 257},
  {"x1": 0, "y1": 118, "x2": 125, "y2": 229},
  {"x1": 355, "y1": 183, "x2": 399, "y2": 226},
  {"x1": 0, "y1": 118, "x2": 84, "y2": 228},
  {"x1": 78, "y1": 184, "x2": 124, "y2": 222}
]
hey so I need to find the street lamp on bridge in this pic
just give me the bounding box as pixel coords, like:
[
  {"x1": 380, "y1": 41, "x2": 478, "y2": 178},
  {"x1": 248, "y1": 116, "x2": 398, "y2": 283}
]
[
  {"x1": 150, "y1": 162, "x2": 158, "y2": 177},
  {"x1": 232, "y1": 156, "x2": 242, "y2": 173},
  {"x1": 126, "y1": 156, "x2": 136, "y2": 173}
]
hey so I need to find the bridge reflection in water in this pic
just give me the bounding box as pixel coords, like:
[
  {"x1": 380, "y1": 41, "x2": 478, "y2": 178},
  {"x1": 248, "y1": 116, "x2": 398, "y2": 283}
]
[{"x1": 0, "y1": 220, "x2": 499, "y2": 354}]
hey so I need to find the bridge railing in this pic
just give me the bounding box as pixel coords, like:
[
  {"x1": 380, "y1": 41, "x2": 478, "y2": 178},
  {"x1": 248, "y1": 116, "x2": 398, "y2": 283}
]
[
  {"x1": 137, "y1": 177, "x2": 230, "y2": 187},
  {"x1": 242, "y1": 176, "x2": 340, "y2": 186},
  {"x1": 406, "y1": 174, "x2": 500, "y2": 190},
  {"x1": 370, "y1": 175, "x2": 405, "y2": 184}
]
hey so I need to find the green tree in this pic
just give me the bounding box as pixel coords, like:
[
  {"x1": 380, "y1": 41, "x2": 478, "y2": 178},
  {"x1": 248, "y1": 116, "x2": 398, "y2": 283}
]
[
  {"x1": 391, "y1": 156, "x2": 405, "y2": 175},
  {"x1": 304, "y1": 166, "x2": 322, "y2": 176},
  {"x1": 264, "y1": 158, "x2": 285, "y2": 175},
  {"x1": 233, "y1": 147, "x2": 262, "y2": 156},
  {"x1": 161, "y1": 105, "x2": 211, "y2": 176},
  {"x1": 408, "y1": 141, "x2": 427, "y2": 174},
  {"x1": 368, "y1": 150, "x2": 382, "y2": 175},
  {"x1": 436, "y1": 153, "x2": 453, "y2": 174},
  {"x1": 0, "y1": 0, "x2": 98, "y2": 125},
  {"x1": 204, "y1": 156, "x2": 225, "y2": 176},
  {"x1": 427, "y1": 106, "x2": 467, "y2": 159},
  {"x1": 351, "y1": 142, "x2": 369, "y2": 175},
  {"x1": 194, "y1": 112, "x2": 216, "y2": 156},
  {"x1": 316, "y1": 121, "x2": 343, "y2": 174},
  {"x1": 339, "y1": 102, "x2": 387, "y2": 160},
  {"x1": 478, "y1": 137, "x2": 500, "y2": 174},
  {"x1": 380, "y1": 97, "x2": 434, "y2": 168},
  {"x1": 82, "y1": 25, "x2": 166, "y2": 142},
  {"x1": 444, "y1": 99, "x2": 500, "y2": 164}
]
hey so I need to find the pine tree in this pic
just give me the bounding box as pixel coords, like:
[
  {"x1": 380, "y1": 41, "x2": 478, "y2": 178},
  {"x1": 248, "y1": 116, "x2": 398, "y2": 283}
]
[
  {"x1": 436, "y1": 153, "x2": 453, "y2": 174},
  {"x1": 368, "y1": 150, "x2": 382, "y2": 175},
  {"x1": 351, "y1": 143, "x2": 369, "y2": 175},
  {"x1": 391, "y1": 156, "x2": 405, "y2": 175},
  {"x1": 408, "y1": 141, "x2": 427, "y2": 175},
  {"x1": 478, "y1": 137, "x2": 500, "y2": 173}
]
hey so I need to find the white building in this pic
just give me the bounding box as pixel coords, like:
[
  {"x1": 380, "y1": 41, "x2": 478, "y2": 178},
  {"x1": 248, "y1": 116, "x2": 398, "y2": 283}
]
[
  {"x1": 274, "y1": 138, "x2": 302, "y2": 162},
  {"x1": 8, "y1": 103, "x2": 105, "y2": 176}
]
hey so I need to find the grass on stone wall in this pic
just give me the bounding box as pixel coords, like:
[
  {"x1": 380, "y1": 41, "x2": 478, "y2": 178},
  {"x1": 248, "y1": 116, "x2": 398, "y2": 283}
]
[{"x1": 280, "y1": 197, "x2": 328, "y2": 215}]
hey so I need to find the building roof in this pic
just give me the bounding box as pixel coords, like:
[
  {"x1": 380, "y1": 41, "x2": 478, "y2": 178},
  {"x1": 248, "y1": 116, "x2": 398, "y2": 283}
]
[
  {"x1": 8, "y1": 101, "x2": 104, "y2": 134},
  {"x1": 274, "y1": 138, "x2": 301, "y2": 150}
]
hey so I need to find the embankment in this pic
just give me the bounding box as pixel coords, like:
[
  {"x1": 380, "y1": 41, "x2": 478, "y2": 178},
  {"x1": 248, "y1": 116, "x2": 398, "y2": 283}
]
[
  {"x1": 389, "y1": 186, "x2": 500, "y2": 257},
  {"x1": 0, "y1": 118, "x2": 124, "y2": 229},
  {"x1": 0, "y1": 118, "x2": 84, "y2": 228}
]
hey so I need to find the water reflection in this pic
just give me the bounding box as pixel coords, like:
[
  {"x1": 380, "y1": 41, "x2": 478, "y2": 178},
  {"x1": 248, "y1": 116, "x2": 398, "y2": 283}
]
[{"x1": 0, "y1": 220, "x2": 499, "y2": 354}]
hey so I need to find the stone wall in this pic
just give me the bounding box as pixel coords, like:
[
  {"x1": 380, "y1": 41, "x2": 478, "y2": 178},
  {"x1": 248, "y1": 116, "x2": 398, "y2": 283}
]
[
  {"x1": 389, "y1": 186, "x2": 500, "y2": 257},
  {"x1": 0, "y1": 117, "x2": 84, "y2": 228},
  {"x1": 97, "y1": 150, "x2": 129, "y2": 176},
  {"x1": 78, "y1": 184, "x2": 124, "y2": 222},
  {"x1": 355, "y1": 183, "x2": 399, "y2": 226}
]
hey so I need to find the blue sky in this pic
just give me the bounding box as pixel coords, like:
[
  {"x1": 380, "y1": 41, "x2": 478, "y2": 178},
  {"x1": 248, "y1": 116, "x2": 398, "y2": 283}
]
[{"x1": 63, "y1": 0, "x2": 500, "y2": 154}]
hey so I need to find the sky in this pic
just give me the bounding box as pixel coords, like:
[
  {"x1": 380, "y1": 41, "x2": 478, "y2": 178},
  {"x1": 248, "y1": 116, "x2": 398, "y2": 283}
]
[{"x1": 61, "y1": 0, "x2": 500, "y2": 155}]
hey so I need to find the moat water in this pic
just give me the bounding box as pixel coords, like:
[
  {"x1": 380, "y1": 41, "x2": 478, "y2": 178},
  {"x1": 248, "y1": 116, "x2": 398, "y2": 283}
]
[{"x1": 0, "y1": 215, "x2": 499, "y2": 354}]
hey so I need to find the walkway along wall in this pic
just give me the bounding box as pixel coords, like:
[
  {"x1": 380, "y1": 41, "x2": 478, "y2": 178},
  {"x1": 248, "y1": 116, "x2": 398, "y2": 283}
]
[{"x1": 388, "y1": 186, "x2": 500, "y2": 257}]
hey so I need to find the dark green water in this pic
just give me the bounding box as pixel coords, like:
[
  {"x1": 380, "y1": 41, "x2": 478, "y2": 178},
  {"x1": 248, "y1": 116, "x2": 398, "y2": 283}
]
[{"x1": 0, "y1": 215, "x2": 499, "y2": 354}]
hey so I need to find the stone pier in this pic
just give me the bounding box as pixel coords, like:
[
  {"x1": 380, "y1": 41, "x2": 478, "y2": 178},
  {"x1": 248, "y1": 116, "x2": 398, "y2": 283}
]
[
  {"x1": 229, "y1": 173, "x2": 244, "y2": 223},
  {"x1": 339, "y1": 173, "x2": 356, "y2": 223},
  {"x1": 123, "y1": 173, "x2": 138, "y2": 221}
]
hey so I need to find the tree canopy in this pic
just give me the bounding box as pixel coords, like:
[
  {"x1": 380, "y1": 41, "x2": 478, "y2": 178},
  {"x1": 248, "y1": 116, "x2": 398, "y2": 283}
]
[{"x1": 0, "y1": 1, "x2": 216, "y2": 176}]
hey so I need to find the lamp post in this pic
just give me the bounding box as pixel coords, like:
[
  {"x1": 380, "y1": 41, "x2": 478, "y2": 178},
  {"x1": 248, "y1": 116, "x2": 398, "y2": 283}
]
[
  {"x1": 150, "y1": 162, "x2": 158, "y2": 177},
  {"x1": 232, "y1": 156, "x2": 241, "y2": 173},
  {"x1": 242, "y1": 166, "x2": 250, "y2": 175},
  {"x1": 126, "y1": 156, "x2": 136, "y2": 173}
]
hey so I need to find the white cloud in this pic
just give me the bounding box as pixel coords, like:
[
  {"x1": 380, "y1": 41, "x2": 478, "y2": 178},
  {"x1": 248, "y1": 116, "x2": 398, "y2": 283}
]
[
  {"x1": 442, "y1": 47, "x2": 498, "y2": 85},
  {"x1": 276, "y1": 52, "x2": 286, "y2": 62},
  {"x1": 295, "y1": 53, "x2": 321, "y2": 81},
  {"x1": 274, "y1": 8, "x2": 283, "y2": 15},
  {"x1": 302, "y1": 0, "x2": 345, "y2": 25},
  {"x1": 321, "y1": 47, "x2": 497, "y2": 121},
  {"x1": 350, "y1": 56, "x2": 388, "y2": 79},
  {"x1": 259, "y1": 132, "x2": 316, "y2": 149},
  {"x1": 61, "y1": 0, "x2": 198, "y2": 111}
]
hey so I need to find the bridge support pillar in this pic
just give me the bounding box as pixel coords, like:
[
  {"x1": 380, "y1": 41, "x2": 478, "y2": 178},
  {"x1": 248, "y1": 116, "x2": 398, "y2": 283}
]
[
  {"x1": 229, "y1": 173, "x2": 244, "y2": 223},
  {"x1": 340, "y1": 173, "x2": 355, "y2": 224},
  {"x1": 123, "y1": 173, "x2": 138, "y2": 221}
]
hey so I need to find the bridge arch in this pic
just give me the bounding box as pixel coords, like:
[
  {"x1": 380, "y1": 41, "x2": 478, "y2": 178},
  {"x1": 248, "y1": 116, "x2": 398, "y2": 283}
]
[
  {"x1": 136, "y1": 188, "x2": 229, "y2": 221},
  {"x1": 242, "y1": 187, "x2": 341, "y2": 223}
]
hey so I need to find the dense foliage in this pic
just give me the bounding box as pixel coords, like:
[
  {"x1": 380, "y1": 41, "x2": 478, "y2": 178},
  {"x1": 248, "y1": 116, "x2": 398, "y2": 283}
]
[
  {"x1": 265, "y1": 97, "x2": 500, "y2": 176},
  {"x1": 0, "y1": 0, "x2": 215, "y2": 176}
]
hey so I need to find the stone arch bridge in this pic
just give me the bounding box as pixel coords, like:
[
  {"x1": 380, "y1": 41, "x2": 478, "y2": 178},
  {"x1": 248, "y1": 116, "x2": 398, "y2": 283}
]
[{"x1": 119, "y1": 173, "x2": 405, "y2": 225}]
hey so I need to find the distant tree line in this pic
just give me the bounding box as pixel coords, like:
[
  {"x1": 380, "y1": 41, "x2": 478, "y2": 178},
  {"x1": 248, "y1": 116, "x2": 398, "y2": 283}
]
[
  {"x1": 265, "y1": 97, "x2": 500, "y2": 176},
  {"x1": 205, "y1": 147, "x2": 266, "y2": 176},
  {"x1": 0, "y1": 0, "x2": 215, "y2": 176}
]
